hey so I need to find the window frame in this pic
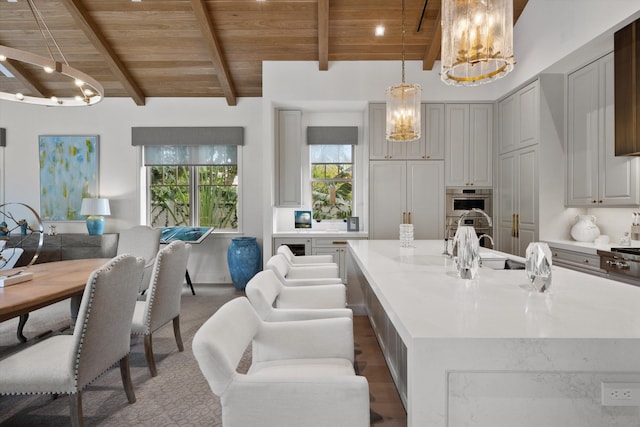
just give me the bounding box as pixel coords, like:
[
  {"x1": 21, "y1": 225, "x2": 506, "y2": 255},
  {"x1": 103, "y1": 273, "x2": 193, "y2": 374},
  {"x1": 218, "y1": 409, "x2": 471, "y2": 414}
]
[
  {"x1": 309, "y1": 144, "x2": 354, "y2": 221},
  {"x1": 143, "y1": 146, "x2": 242, "y2": 233}
]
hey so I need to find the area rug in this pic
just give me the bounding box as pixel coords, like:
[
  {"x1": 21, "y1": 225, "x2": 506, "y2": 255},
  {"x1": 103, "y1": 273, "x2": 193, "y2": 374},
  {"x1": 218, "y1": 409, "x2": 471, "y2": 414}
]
[{"x1": 0, "y1": 285, "x2": 246, "y2": 426}]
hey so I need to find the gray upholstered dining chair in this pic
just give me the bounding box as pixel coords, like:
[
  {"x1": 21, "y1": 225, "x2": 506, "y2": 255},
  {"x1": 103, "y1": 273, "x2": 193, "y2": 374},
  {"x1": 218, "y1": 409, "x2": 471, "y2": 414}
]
[
  {"x1": 193, "y1": 297, "x2": 370, "y2": 427},
  {"x1": 116, "y1": 225, "x2": 161, "y2": 294},
  {"x1": 131, "y1": 240, "x2": 190, "y2": 377},
  {"x1": 0, "y1": 254, "x2": 145, "y2": 427},
  {"x1": 245, "y1": 269, "x2": 352, "y2": 321}
]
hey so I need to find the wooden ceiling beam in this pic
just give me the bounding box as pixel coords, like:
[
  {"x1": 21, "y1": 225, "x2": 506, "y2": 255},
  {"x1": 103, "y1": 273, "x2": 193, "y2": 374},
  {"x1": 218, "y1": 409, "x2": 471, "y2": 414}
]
[
  {"x1": 318, "y1": 0, "x2": 329, "y2": 71},
  {"x1": 60, "y1": 0, "x2": 146, "y2": 106},
  {"x1": 2, "y1": 59, "x2": 48, "y2": 98},
  {"x1": 190, "y1": 0, "x2": 237, "y2": 106},
  {"x1": 423, "y1": 9, "x2": 441, "y2": 71}
]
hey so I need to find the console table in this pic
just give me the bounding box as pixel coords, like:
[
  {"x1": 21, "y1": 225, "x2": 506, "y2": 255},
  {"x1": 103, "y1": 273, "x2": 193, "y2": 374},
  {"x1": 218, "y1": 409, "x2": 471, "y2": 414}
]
[{"x1": 8, "y1": 233, "x2": 117, "y2": 267}]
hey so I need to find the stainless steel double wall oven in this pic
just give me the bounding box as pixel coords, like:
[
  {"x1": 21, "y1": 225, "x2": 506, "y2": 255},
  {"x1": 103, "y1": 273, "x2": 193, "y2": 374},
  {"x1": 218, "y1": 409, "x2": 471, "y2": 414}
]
[{"x1": 445, "y1": 188, "x2": 493, "y2": 245}]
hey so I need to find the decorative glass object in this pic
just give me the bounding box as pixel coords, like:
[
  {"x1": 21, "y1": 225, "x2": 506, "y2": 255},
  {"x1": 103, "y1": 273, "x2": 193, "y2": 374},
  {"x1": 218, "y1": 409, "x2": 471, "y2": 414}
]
[
  {"x1": 453, "y1": 226, "x2": 480, "y2": 279},
  {"x1": 399, "y1": 223, "x2": 414, "y2": 247},
  {"x1": 441, "y1": 0, "x2": 515, "y2": 86},
  {"x1": 525, "y1": 242, "x2": 552, "y2": 293},
  {"x1": 385, "y1": 0, "x2": 421, "y2": 142}
]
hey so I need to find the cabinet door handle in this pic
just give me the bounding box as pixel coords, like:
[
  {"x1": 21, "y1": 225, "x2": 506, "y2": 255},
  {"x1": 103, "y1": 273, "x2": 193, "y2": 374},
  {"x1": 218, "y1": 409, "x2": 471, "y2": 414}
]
[
  {"x1": 408, "y1": 212, "x2": 412, "y2": 224},
  {"x1": 512, "y1": 213, "x2": 516, "y2": 237},
  {"x1": 516, "y1": 213, "x2": 520, "y2": 238},
  {"x1": 403, "y1": 212, "x2": 406, "y2": 224},
  {"x1": 332, "y1": 241, "x2": 347, "y2": 245}
]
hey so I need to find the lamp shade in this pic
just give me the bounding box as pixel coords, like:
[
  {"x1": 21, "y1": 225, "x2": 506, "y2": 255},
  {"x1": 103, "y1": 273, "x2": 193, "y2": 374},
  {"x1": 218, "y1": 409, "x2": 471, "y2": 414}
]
[
  {"x1": 80, "y1": 198, "x2": 110, "y2": 235},
  {"x1": 80, "y1": 198, "x2": 111, "y2": 216}
]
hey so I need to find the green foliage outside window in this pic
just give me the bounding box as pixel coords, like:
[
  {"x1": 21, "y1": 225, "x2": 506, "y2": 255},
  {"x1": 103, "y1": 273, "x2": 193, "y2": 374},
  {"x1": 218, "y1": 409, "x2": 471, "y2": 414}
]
[
  {"x1": 150, "y1": 166, "x2": 190, "y2": 226},
  {"x1": 150, "y1": 165, "x2": 238, "y2": 230},
  {"x1": 311, "y1": 163, "x2": 352, "y2": 220}
]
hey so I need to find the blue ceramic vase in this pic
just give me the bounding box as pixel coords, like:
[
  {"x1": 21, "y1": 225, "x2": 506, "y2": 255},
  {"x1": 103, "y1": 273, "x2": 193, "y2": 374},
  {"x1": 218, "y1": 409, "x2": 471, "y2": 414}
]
[{"x1": 227, "y1": 237, "x2": 261, "y2": 290}]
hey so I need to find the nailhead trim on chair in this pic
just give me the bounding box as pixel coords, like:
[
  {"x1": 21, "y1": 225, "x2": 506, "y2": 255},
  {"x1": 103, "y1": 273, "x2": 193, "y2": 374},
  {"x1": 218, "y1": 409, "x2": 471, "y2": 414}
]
[
  {"x1": 0, "y1": 254, "x2": 136, "y2": 396},
  {"x1": 73, "y1": 254, "x2": 133, "y2": 392}
]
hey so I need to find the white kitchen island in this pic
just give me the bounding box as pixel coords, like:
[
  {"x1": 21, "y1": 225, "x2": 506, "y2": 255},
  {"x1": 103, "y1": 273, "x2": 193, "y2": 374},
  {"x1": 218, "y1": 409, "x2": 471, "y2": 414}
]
[{"x1": 347, "y1": 240, "x2": 640, "y2": 427}]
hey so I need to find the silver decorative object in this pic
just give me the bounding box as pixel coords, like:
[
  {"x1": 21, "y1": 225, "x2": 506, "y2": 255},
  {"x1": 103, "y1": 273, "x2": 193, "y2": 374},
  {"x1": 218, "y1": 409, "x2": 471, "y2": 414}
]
[
  {"x1": 0, "y1": 203, "x2": 44, "y2": 269},
  {"x1": 525, "y1": 242, "x2": 553, "y2": 292},
  {"x1": 453, "y1": 226, "x2": 480, "y2": 279}
]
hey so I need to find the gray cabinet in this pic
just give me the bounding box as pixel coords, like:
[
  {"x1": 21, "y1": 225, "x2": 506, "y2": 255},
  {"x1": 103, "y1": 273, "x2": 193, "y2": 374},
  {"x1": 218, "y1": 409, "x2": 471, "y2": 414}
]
[
  {"x1": 369, "y1": 102, "x2": 445, "y2": 160},
  {"x1": 498, "y1": 81, "x2": 539, "y2": 154},
  {"x1": 369, "y1": 160, "x2": 444, "y2": 240},
  {"x1": 497, "y1": 147, "x2": 538, "y2": 257},
  {"x1": 445, "y1": 103, "x2": 493, "y2": 187},
  {"x1": 274, "y1": 110, "x2": 303, "y2": 206},
  {"x1": 566, "y1": 52, "x2": 640, "y2": 206},
  {"x1": 495, "y1": 75, "x2": 565, "y2": 257}
]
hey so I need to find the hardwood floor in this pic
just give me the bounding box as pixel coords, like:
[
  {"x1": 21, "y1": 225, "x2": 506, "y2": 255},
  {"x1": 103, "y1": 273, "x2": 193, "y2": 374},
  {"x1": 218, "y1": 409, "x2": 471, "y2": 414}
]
[{"x1": 354, "y1": 315, "x2": 407, "y2": 427}]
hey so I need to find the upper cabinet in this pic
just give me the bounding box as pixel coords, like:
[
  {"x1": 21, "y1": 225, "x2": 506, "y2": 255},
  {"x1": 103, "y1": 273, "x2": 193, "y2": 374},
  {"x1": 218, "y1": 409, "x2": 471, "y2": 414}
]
[
  {"x1": 567, "y1": 52, "x2": 640, "y2": 206},
  {"x1": 274, "y1": 109, "x2": 302, "y2": 207},
  {"x1": 369, "y1": 103, "x2": 445, "y2": 160},
  {"x1": 445, "y1": 103, "x2": 493, "y2": 187},
  {"x1": 498, "y1": 81, "x2": 539, "y2": 154},
  {"x1": 614, "y1": 18, "x2": 640, "y2": 156}
]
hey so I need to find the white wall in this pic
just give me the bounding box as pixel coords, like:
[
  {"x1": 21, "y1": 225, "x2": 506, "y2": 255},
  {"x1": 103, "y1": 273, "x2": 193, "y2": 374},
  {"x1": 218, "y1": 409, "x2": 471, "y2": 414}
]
[{"x1": 0, "y1": 97, "x2": 264, "y2": 284}]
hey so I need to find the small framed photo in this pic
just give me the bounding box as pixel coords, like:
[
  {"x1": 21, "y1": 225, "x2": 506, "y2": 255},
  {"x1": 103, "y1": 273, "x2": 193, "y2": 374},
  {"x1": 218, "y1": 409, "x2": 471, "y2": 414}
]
[
  {"x1": 347, "y1": 216, "x2": 359, "y2": 232},
  {"x1": 294, "y1": 210, "x2": 312, "y2": 229}
]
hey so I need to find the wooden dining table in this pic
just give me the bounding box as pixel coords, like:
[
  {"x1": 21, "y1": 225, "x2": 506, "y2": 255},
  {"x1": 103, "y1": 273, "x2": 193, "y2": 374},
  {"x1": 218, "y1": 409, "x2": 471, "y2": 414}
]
[{"x1": 0, "y1": 258, "x2": 112, "y2": 342}]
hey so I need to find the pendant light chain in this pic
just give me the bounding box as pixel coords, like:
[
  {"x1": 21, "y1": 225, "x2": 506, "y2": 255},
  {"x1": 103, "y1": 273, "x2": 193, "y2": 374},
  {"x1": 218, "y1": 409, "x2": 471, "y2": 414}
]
[
  {"x1": 27, "y1": 0, "x2": 70, "y2": 67},
  {"x1": 401, "y1": 0, "x2": 406, "y2": 84}
]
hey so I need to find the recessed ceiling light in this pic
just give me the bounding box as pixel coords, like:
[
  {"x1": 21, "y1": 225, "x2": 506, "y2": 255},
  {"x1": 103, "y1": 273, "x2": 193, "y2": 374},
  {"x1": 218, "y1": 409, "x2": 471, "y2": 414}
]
[{"x1": 375, "y1": 25, "x2": 385, "y2": 37}]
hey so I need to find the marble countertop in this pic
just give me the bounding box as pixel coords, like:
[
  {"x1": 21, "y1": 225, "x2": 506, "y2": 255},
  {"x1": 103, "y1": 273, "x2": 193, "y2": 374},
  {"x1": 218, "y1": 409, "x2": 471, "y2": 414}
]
[{"x1": 348, "y1": 240, "x2": 640, "y2": 341}]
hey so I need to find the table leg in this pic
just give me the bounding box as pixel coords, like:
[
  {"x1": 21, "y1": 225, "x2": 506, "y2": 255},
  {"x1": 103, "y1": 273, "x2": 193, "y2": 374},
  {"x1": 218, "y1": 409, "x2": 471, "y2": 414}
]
[
  {"x1": 17, "y1": 313, "x2": 29, "y2": 343},
  {"x1": 185, "y1": 270, "x2": 195, "y2": 295}
]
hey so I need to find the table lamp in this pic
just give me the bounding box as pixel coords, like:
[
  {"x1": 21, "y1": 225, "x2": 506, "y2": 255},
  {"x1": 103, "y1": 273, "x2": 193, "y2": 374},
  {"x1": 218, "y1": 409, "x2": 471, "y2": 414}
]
[{"x1": 80, "y1": 198, "x2": 111, "y2": 235}]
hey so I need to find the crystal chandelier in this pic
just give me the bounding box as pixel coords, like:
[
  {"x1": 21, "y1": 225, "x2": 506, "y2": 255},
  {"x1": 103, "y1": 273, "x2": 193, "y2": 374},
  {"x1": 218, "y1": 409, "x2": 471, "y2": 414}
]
[
  {"x1": 386, "y1": 0, "x2": 421, "y2": 142},
  {"x1": 441, "y1": 0, "x2": 515, "y2": 86},
  {"x1": 0, "y1": 0, "x2": 103, "y2": 106}
]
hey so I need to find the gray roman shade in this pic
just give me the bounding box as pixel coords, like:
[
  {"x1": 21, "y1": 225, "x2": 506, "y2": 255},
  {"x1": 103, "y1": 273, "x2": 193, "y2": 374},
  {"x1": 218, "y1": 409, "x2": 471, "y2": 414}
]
[
  {"x1": 132, "y1": 126, "x2": 244, "y2": 146},
  {"x1": 132, "y1": 127, "x2": 243, "y2": 166},
  {"x1": 306, "y1": 126, "x2": 358, "y2": 145}
]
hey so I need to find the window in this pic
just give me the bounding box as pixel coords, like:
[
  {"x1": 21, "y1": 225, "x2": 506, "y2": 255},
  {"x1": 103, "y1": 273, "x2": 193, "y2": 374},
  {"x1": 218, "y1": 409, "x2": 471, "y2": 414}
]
[
  {"x1": 146, "y1": 145, "x2": 238, "y2": 230},
  {"x1": 310, "y1": 145, "x2": 353, "y2": 221}
]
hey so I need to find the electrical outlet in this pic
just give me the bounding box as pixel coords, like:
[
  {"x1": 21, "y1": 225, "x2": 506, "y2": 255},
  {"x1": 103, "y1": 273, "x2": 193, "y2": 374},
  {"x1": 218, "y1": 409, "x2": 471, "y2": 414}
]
[{"x1": 601, "y1": 382, "x2": 640, "y2": 406}]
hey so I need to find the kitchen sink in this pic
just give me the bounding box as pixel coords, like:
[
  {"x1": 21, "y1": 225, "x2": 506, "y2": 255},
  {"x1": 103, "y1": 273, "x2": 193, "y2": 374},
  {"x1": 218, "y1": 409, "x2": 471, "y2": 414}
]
[{"x1": 504, "y1": 259, "x2": 525, "y2": 270}]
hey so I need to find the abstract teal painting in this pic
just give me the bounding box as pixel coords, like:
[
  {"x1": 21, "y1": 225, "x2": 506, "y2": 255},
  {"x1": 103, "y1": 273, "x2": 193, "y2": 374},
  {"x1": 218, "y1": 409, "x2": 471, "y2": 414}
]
[{"x1": 39, "y1": 135, "x2": 99, "y2": 221}]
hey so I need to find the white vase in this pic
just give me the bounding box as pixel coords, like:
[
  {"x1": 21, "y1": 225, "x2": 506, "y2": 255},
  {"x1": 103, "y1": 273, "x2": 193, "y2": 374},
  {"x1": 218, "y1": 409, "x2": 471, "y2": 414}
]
[{"x1": 570, "y1": 215, "x2": 601, "y2": 242}]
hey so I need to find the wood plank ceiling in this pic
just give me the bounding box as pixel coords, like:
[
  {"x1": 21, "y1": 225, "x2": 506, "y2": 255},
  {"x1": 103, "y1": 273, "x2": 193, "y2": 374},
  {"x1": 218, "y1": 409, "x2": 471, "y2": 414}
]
[{"x1": 0, "y1": 0, "x2": 528, "y2": 106}]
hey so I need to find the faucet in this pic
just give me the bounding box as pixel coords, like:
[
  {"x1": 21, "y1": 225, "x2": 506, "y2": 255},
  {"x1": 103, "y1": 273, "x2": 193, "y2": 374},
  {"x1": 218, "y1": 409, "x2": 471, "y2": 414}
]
[
  {"x1": 457, "y1": 208, "x2": 493, "y2": 228},
  {"x1": 478, "y1": 233, "x2": 494, "y2": 249}
]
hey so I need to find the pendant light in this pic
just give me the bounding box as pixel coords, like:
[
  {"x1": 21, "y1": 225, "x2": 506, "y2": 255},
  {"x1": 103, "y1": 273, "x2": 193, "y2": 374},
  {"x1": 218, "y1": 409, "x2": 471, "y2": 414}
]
[
  {"x1": 386, "y1": 0, "x2": 421, "y2": 142},
  {"x1": 0, "y1": 0, "x2": 103, "y2": 106},
  {"x1": 441, "y1": 0, "x2": 515, "y2": 86}
]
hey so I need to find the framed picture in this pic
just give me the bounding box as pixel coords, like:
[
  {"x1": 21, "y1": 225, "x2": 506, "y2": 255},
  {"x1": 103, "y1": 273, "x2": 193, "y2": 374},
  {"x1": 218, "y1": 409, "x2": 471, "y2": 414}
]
[
  {"x1": 347, "y1": 216, "x2": 359, "y2": 232},
  {"x1": 39, "y1": 135, "x2": 100, "y2": 221},
  {"x1": 294, "y1": 210, "x2": 312, "y2": 229}
]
